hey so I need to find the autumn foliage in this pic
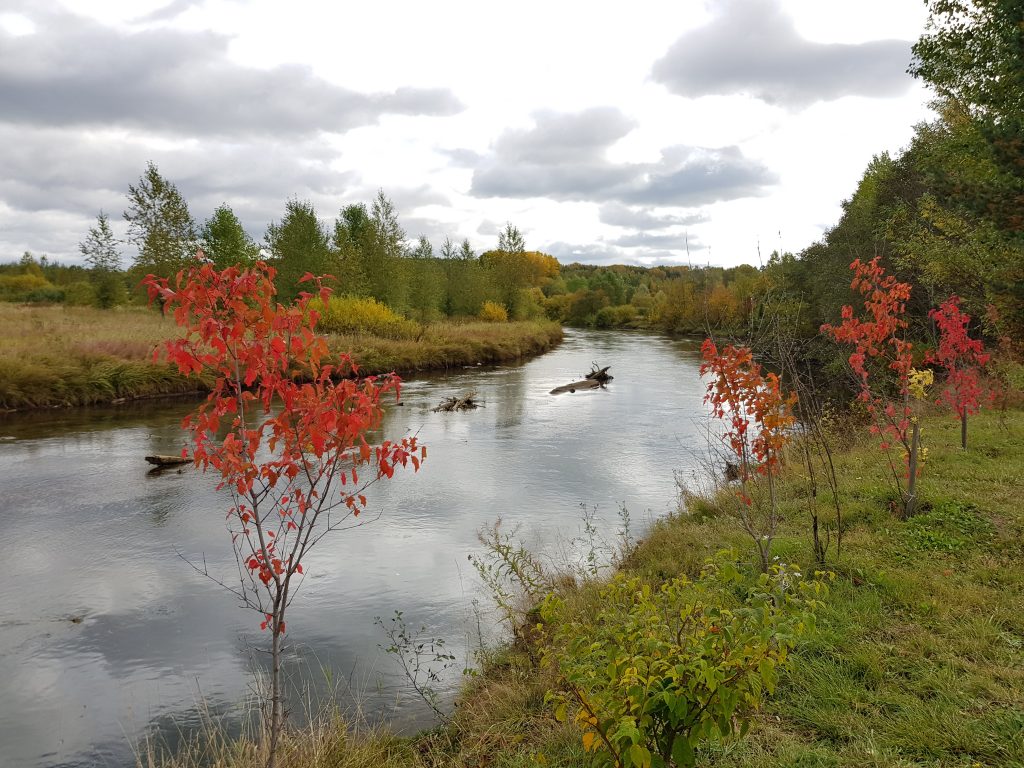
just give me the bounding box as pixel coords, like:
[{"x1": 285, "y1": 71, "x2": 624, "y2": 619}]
[
  {"x1": 926, "y1": 296, "x2": 990, "y2": 448},
  {"x1": 700, "y1": 339, "x2": 797, "y2": 571},
  {"x1": 822, "y1": 257, "x2": 924, "y2": 516},
  {"x1": 144, "y1": 259, "x2": 422, "y2": 767}
]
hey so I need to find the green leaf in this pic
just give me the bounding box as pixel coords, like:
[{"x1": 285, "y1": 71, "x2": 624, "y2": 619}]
[
  {"x1": 672, "y1": 734, "x2": 696, "y2": 767},
  {"x1": 628, "y1": 744, "x2": 652, "y2": 768}
]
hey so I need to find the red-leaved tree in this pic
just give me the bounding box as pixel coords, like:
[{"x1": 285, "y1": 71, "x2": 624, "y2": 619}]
[
  {"x1": 700, "y1": 340, "x2": 797, "y2": 572},
  {"x1": 821, "y1": 257, "x2": 923, "y2": 518},
  {"x1": 927, "y1": 296, "x2": 990, "y2": 449},
  {"x1": 144, "y1": 260, "x2": 423, "y2": 768}
]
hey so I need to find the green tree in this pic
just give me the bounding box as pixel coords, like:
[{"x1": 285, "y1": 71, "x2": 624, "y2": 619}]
[
  {"x1": 406, "y1": 235, "x2": 443, "y2": 321},
  {"x1": 367, "y1": 191, "x2": 408, "y2": 310},
  {"x1": 482, "y1": 223, "x2": 532, "y2": 317},
  {"x1": 264, "y1": 199, "x2": 331, "y2": 304},
  {"x1": 449, "y1": 238, "x2": 487, "y2": 317},
  {"x1": 908, "y1": 0, "x2": 1024, "y2": 331},
  {"x1": 909, "y1": 0, "x2": 1024, "y2": 249},
  {"x1": 124, "y1": 162, "x2": 199, "y2": 279},
  {"x1": 200, "y1": 204, "x2": 259, "y2": 269},
  {"x1": 332, "y1": 203, "x2": 372, "y2": 296},
  {"x1": 79, "y1": 211, "x2": 126, "y2": 307}
]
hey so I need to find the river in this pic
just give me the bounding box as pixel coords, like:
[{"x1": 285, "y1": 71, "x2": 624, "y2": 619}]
[{"x1": 0, "y1": 328, "x2": 712, "y2": 768}]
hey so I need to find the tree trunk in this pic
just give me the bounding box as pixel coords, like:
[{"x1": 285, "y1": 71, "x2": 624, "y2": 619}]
[
  {"x1": 266, "y1": 615, "x2": 283, "y2": 768},
  {"x1": 905, "y1": 422, "x2": 921, "y2": 519},
  {"x1": 961, "y1": 411, "x2": 968, "y2": 450}
]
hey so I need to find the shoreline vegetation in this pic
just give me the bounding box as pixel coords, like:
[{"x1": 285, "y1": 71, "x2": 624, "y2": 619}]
[
  {"x1": 145, "y1": 406, "x2": 1024, "y2": 768},
  {"x1": 0, "y1": 303, "x2": 562, "y2": 411}
]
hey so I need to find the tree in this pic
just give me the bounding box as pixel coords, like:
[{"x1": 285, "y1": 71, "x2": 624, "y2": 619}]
[
  {"x1": 913, "y1": 0, "x2": 1024, "y2": 257},
  {"x1": 200, "y1": 204, "x2": 259, "y2": 269},
  {"x1": 79, "y1": 211, "x2": 126, "y2": 307},
  {"x1": 368, "y1": 190, "x2": 408, "y2": 310},
  {"x1": 700, "y1": 340, "x2": 797, "y2": 572},
  {"x1": 143, "y1": 262, "x2": 423, "y2": 768},
  {"x1": 926, "y1": 296, "x2": 990, "y2": 448},
  {"x1": 822, "y1": 258, "x2": 927, "y2": 518},
  {"x1": 910, "y1": 0, "x2": 1024, "y2": 130},
  {"x1": 124, "y1": 162, "x2": 199, "y2": 278},
  {"x1": 264, "y1": 199, "x2": 331, "y2": 304},
  {"x1": 406, "y1": 235, "x2": 443, "y2": 321},
  {"x1": 332, "y1": 203, "x2": 371, "y2": 296},
  {"x1": 482, "y1": 223, "x2": 532, "y2": 317}
]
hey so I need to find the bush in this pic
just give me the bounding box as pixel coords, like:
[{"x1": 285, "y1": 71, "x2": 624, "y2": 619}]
[
  {"x1": 595, "y1": 304, "x2": 637, "y2": 328},
  {"x1": 63, "y1": 281, "x2": 97, "y2": 306},
  {"x1": 0, "y1": 274, "x2": 55, "y2": 302},
  {"x1": 478, "y1": 300, "x2": 509, "y2": 323},
  {"x1": 544, "y1": 557, "x2": 827, "y2": 767},
  {"x1": 25, "y1": 286, "x2": 66, "y2": 303},
  {"x1": 309, "y1": 295, "x2": 418, "y2": 339}
]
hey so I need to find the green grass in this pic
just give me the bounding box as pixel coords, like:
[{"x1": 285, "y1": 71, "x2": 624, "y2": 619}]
[
  {"x1": 0, "y1": 304, "x2": 562, "y2": 410},
  {"x1": 139, "y1": 407, "x2": 1024, "y2": 767},
  {"x1": 616, "y1": 409, "x2": 1024, "y2": 768}
]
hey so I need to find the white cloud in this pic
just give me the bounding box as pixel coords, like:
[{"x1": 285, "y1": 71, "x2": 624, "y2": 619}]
[{"x1": 0, "y1": 0, "x2": 934, "y2": 266}]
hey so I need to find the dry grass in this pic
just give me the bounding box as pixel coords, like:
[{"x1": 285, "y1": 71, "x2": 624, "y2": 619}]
[
  {"x1": 328, "y1": 320, "x2": 564, "y2": 376},
  {"x1": 0, "y1": 304, "x2": 562, "y2": 410}
]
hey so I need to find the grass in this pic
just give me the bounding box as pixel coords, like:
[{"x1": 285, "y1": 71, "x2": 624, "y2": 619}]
[
  {"x1": 0, "y1": 303, "x2": 199, "y2": 410},
  {"x1": 139, "y1": 407, "x2": 1024, "y2": 767},
  {"x1": 324, "y1": 320, "x2": 563, "y2": 377},
  {"x1": 0, "y1": 304, "x2": 563, "y2": 410}
]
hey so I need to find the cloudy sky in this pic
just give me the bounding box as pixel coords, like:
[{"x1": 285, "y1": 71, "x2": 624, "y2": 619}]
[{"x1": 0, "y1": 0, "x2": 934, "y2": 268}]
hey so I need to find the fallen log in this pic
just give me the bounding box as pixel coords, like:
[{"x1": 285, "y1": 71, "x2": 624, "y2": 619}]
[
  {"x1": 433, "y1": 391, "x2": 480, "y2": 412},
  {"x1": 549, "y1": 378, "x2": 603, "y2": 395},
  {"x1": 145, "y1": 454, "x2": 190, "y2": 467},
  {"x1": 550, "y1": 363, "x2": 613, "y2": 395}
]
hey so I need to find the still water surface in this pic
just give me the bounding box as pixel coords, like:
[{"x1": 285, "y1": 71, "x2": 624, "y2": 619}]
[{"x1": 0, "y1": 329, "x2": 711, "y2": 767}]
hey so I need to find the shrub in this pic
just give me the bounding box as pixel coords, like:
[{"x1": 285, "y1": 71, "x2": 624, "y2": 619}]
[
  {"x1": 595, "y1": 304, "x2": 637, "y2": 328},
  {"x1": 544, "y1": 557, "x2": 827, "y2": 768},
  {"x1": 309, "y1": 295, "x2": 418, "y2": 339},
  {"x1": 478, "y1": 300, "x2": 509, "y2": 323},
  {"x1": 63, "y1": 281, "x2": 97, "y2": 306},
  {"x1": 0, "y1": 274, "x2": 55, "y2": 302}
]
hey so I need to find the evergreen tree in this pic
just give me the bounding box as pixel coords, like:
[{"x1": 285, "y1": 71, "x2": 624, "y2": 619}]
[{"x1": 124, "y1": 162, "x2": 198, "y2": 278}]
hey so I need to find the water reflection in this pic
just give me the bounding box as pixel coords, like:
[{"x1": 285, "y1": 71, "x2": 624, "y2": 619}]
[{"x1": 0, "y1": 329, "x2": 709, "y2": 767}]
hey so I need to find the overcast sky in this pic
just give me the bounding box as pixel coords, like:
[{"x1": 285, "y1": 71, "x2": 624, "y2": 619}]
[{"x1": 0, "y1": 0, "x2": 934, "y2": 268}]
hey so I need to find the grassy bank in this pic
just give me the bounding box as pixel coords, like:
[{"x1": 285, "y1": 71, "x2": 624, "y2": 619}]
[
  {"x1": 0, "y1": 304, "x2": 562, "y2": 410},
  {"x1": 146, "y1": 407, "x2": 1024, "y2": 767},
  {"x1": 324, "y1": 320, "x2": 563, "y2": 377}
]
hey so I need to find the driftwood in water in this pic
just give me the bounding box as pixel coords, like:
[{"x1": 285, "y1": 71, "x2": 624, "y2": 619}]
[
  {"x1": 585, "y1": 364, "x2": 614, "y2": 383},
  {"x1": 433, "y1": 391, "x2": 480, "y2": 412},
  {"x1": 550, "y1": 363, "x2": 613, "y2": 395},
  {"x1": 145, "y1": 454, "x2": 190, "y2": 467},
  {"x1": 549, "y1": 378, "x2": 603, "y2": 395}
]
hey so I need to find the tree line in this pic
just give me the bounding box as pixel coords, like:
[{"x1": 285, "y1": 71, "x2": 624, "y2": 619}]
[{"x1": 1, "y1": 168, "x2": 562, "y2": 323}]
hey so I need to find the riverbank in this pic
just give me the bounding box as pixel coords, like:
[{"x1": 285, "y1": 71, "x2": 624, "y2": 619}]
[
  {"x1": 147, "y1": 406, "x2": 1023, "y2": 767},
  {"x1": 0, "y1": 304, "x2": 562, "y2": 410}
]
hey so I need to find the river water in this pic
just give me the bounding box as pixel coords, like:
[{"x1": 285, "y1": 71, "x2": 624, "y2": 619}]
[{"x1": 0, "y1": 329, "x2": 712, "y2": 768}]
